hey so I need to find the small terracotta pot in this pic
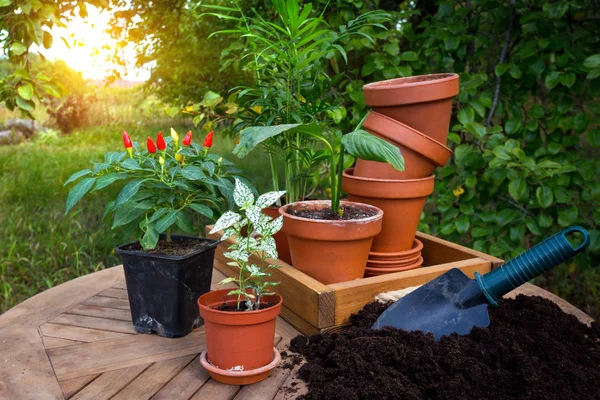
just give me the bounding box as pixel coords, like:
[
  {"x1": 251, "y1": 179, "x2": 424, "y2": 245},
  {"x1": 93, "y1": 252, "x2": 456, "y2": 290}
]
[
  {"x1": 364, "y1": 256, "x2": 424, "y2": 277},
  {"x1": 367, "y1": 252, "x2": 421, "y2": 267},
  {"x1": 362, "y1": 73, "x2": 459, "y2": 144},
  {"x1": 279, "y1": 200, "x2": 383, "y2": 284},
  {"x1": 197, "y1": 289, "x2": 282, "y2": 384},
  {"x1": 368, "y1": 239, "x2": 424, "y2": 261},
  {"x1": 354, "y1": 111, "x2": 452, "y2": 180},
  {"x1": 342, "y1": 169, "x2": 434, "y2": 253},
  {"x1": 263, "y1": 206, "x2": 292, "y2": 265}
]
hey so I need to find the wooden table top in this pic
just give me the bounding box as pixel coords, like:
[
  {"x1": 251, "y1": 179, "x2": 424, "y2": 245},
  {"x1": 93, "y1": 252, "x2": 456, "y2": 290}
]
[{"x1": 0, "y1": 265, "x2": 591, "y2": 400}]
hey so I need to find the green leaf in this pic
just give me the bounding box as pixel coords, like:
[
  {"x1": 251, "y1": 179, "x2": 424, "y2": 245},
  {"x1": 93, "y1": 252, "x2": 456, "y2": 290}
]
[
  {"x1": 536, "y1": 186, "x2": 554, "y2": 208},
  {"x1": 17, "y1": 83, "x2": 34, "y2": 100},
  {"x1": 586, "y1": 129, "x2": 600, "y2": 147},
  {"x1": 465, "y1": 122, "x2": 486, "y2": 139},
  {"x1": 189, "y1": 203, "x2": 214, "y2": 219},
  {"x1": 584, "y1": 54, "x2": 600, "y2": 69},
  {"x1": 176, "y1": 212, "x2": 195, "y2": 233},
  {"x1": 400, "y1": 51, "x2": 417, "y2": 61},
  {"x1": 508, "y1": 64, "x2": 522, "y2": 79},
  {"x1": 234, "y1": 124, "x2": 303, "y2": 158},
  {"x1": 42, "y1": 30, "x2": 53, "y2": 49},
  {"x1": 16, "y1": 96, "x2": 34, "y2": 111},
  {"x1": 560, "y1": 73, "x2": 576, "y2": 88},
  {"x1": 155, "y1": 210, "x2": 180, "y2": 233},
  {"x1": 233, "y1": 179, "x2": 254, "y2": 208},
  {"x1": 112, "y1": 202, "x2": 146, "y2": 228},
  {"x1": 457, "y1": 108, "x2": 474, "y2": 125},
  {"x1": 557, "y1": 206, "x2": 578, "y2": 227},
  {"x1": 181, "y1": 166, "x2": 206, "y2": 180},
  {"x1": 115, "y1": 180, "x2": 142, "y2": 207},
  {"x1": 508, "y1": 178, "x2": 526, "y2": 200},
  {"x1": 342, "y1": 130, "x2": 404, "y2": 172},
  {"x1": 165, "y1": 106, "x2": 180, "y2": 117},
  {"x1": 544, "y1": 71, "x2": 561, "y2": 90},
  {"x1": 383, "y1": 43, "x2": 399, "y2": 56},
  {"x1": 200, "y1": 91, "x2": 223, "y2": 109},
  {"x1": 455, "y1": 215, "x2": 470, "y2": 234},
  {"x1": 209, "y1": 211, "x2": 241, "y2": 234},
  {"x1": 505, "y1": 119, "x2": 522, "y2": 135},
  {"x1": 10, "y1": 42, "x2": 27, "y2": 56},
  {"x1": 93, "y1": 173, "x2": 127, "y2": 191},
  {"x1": 140, "y1": 226, "x2": 159, "y2": 250},
  {"x1": 538, "y1": 214, "x2": 553, "y2": 228},
  {"x1": 472, "y1": 227, "x2": 488, "y2": 238},
  {"x1": 444, "y1": 36, "x2": 460, "y2": 51},
  {"x1": 121, "y1": 158, "x2": 142, "y2": 170},
  {"x1": 64, "y1": 169, "x2": 92, "y2": 186},
  {"x1": 65, "y1": 177, "x2": 96, "y2": 214},
  {"x1": 494, "y1": 64, "x2": 509, "y2": 77}
]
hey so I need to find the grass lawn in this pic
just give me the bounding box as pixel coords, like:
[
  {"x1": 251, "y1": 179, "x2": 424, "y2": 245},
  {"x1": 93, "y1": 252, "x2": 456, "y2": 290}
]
[{"x1": 0, "y1": 124, "x2": 273, "y2": 313}]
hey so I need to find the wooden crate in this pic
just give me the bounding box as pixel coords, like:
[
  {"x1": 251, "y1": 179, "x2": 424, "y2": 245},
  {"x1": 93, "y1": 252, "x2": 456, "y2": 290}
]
[{"x1": 207, "y1": 229, "x2": 503, "y2": 336}]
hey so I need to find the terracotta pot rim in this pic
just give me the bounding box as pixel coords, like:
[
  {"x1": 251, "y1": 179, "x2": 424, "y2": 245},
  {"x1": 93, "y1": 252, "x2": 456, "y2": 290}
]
[
  {"x1": 342, "y1": 169, "x2": 435, "y2": 199},
  {"x1": 343, "y1": 169, "x2": 435, "y2": 185},
  {"x1": 279, "y1": 200, "x2": 384, "y2": 224},
  {"x1": 363, "y1": 111, "x2": 452, "y2": 165},
  {"x1": 362, "y1": 73, "x2": 459, "y2": 106},
  {"x1": 200, "y1": 348, "x2": 281, "y2": 378},
  {"x1": 369, "y1": 238, "x2": 424, "y2": 258},
  {"x1": 365, "y1": 256, "x2": 424, "y2": 273},
  {"x1": 198, "y1": 289, "x2": 282, "y2": 317}
]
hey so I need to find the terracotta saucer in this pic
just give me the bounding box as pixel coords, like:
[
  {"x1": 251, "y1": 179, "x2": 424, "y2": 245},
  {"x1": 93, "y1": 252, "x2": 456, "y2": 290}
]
[
  {"x1": 364, "y1": 256, "x2": 424, "y2": 277},
  {"x1": 367, "y1": 252, "x2": 421, "y2": 267},
  {"x1": 200, "y1": 347, "x2": 281, "y2": 385},
  {"x1": 369, "y1": 238, "x2": 423, "y2": 261}
]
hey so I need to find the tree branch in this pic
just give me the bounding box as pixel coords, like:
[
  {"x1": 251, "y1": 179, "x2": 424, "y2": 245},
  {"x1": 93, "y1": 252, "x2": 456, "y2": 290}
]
[{"x1": 485, "y1": 0, "x2": 516, "y2": 127}]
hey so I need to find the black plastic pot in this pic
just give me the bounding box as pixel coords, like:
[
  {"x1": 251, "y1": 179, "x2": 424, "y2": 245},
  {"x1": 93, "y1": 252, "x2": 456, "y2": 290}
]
[{"x1": 115, "y1": 235, "x2": 219, "y2": 338}]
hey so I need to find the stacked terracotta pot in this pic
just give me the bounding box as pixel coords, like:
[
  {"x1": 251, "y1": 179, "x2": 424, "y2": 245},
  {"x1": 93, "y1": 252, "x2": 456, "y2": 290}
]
[{"x1": 342, "y1": 73, "x2": 459, "y2": 277}]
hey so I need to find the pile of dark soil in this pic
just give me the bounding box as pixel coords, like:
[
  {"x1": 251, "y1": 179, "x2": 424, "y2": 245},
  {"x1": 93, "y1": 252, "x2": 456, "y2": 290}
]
[
  {"x1": 290, "y1": 295, "x2": 600, "y2": 400},
  {"x1": 287, "y1": 204, "x2": 378, "y2": 220},
  {"x1": 121, "y1": 238, "x2": 212, "y2": 256}
]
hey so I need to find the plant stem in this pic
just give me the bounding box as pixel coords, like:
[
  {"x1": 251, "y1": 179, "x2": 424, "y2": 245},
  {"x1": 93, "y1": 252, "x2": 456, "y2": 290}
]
[
  {"x1": 166, "y1": 230, "x2": 171, "y2": 242},
  {"x1": 268, "y1": 151, "x2": 280, "y2": 203}
]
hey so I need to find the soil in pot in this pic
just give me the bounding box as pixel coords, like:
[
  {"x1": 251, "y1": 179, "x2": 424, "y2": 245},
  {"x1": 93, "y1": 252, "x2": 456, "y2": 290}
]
[
  {"x1": 280, "y1": 201, "x2": 383, "y2": 284},
  {"x1": 362, "y1": 73, "x2": 459, "y2": 145},
  {"x1": 289, "y1": 295, "x2": 600, "y2": 400},
  {"x1": 116, "y1": 235, "x2": 218, "y2": 338}
]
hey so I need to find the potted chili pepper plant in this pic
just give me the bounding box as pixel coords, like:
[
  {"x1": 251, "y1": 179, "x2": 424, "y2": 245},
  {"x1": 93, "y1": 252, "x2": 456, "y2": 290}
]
[
  {"x1": 199, "y1": 179, "x2": 285, "y2": 385},
  {"x1": 65, "y1": 128, "x2": 244, "y2": 338}
]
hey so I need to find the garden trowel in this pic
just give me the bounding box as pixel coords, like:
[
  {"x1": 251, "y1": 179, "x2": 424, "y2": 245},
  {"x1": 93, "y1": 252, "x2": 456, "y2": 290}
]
[{"x1": 373, "y1": 226, "x2": 590, "y2": 340}]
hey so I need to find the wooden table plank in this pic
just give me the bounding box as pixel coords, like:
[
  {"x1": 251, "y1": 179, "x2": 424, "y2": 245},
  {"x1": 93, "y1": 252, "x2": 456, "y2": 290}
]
[
  {"x1": 70, "y1": 364, "x2": 150, "y2": 400},
  {"x1": 97, "y1": 288, "x2": 129, "y2": 300},
  {"x1": 42, "y1": 336, "x2": 86, "y2": 350},
  {"x1": 112, "y1": 281, "x2": 128, "y2": 290},
  {"x1": 41, "y1": 323, "x2": 132, "y2": 343},
  {"x1": 152, "y1": 356, "x2": 210, "y2": 400},
  {"x1": 112, "y1": 354, "x2": 196, "y2": 400},
  {"x1": 82, "y1": 295, "x2": 130, "y2": 310},
  {"x1": 0, "y1": 328, "x2": 64, "y2": 400},
  {"x1": 50, "y1": 313, "x2": 137, "y2": 334},
  {"x1": 273, "y1": 361, "x2": 307, "y2": 400},
  {"x1": 66, "y1": 304, "x2": 132, "y2": 322},
  {"x1": 0, "y1": 266, "x2": 124, "y2": 329},
  {"x1": 190, "y1": 379, "x2": 241, "y2": 400},
  {"x1": 59, "y1": 374, "x2": 99, "y2": 399},
  {"x1": 48, "y1": 328, "x2": 206, "y2": 381}
]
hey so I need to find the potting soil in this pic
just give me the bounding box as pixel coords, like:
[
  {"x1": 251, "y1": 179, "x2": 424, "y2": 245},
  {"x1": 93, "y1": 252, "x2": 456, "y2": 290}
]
[
  {"x1": 289, "y1": 295, "x2": 600, "y2": 400},
  {"x1": 121, "y1": 238, "x2": 213, "y2": 256},
  {"x1": 287, "y1": 204, "x2": 378, "y2": 220}
]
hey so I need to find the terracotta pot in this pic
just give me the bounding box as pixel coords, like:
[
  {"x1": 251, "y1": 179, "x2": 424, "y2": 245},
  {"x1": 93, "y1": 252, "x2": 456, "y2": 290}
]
[
  {"x1": 367, "y1": 252, "x2": 421, "y2": 268},
  {"x1": 199, "y1": 348, "x2": 281, "y2": 386},
  {"x1": 342, "y1": 169, "x2": 434, "y2": 253},
  {"x1": 279, "y1": 200, "x2": 383, "y2": 284},
  {"x1": 368, "y1": 239, "x2": 424, "y2": 261},
  {"x1": 263, "y1": 206, "x2": 292, "y2": 265},
  {"x1": 198, "y1": 289, "x2": 282, "y2": 384},
  {"x1": 354, "y1": 111, "x2": 452, "y2": 180},
  {"x1": 364, "y1": 256, "x2": 424, "y2": 277},
  {"x1": 362, "y1": 73, "x2": 459, "y2": 144}
]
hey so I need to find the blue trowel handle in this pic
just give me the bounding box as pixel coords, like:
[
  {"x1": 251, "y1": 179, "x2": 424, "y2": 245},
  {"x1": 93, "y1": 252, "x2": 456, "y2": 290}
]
[{"x1": 475, "y1": 226, "x2": 590, "y2": 306}]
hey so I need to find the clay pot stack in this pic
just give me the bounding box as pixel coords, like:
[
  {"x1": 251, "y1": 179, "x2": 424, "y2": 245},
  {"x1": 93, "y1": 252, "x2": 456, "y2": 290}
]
[{"x1": 342, "y1": 73, "x2": 460, "y2": 277}]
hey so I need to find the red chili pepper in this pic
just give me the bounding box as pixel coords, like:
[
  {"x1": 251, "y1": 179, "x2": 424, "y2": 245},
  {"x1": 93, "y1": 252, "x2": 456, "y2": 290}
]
[
  {"x1": 203, "y1": 131, "x2": 214, "y2": 148},
  {"x1": 147, "y1": 137, "x2": 157, "y2": 153},
  {"x1": 183, "y1": 131, "x2": 192, "y2": 146},
  {"x1": 156, "y1": 131, "x2": 166, "y2": 151},
  {"x1": 122, "y1": 130, "x2": 132, "y2": 149}
]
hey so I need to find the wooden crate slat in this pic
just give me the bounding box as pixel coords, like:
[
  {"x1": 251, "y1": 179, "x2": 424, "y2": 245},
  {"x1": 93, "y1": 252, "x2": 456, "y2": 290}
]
[
  {"x1": 59, "y1": 374, "x2": 99, "y2": 399},
  {"x1": 42, "y1": 336, "x2": 86, "y2": 350},
  {"x1": 209, "y1": 231, "x2": 335, "y2": 328},
  {"x1": 190, "y1": 379, "x2": 241, "y2": 400},
  {"x1": 97, "y1": 287, "x2": 130, "y2": 300},
  {"x1": 50, "y1": 313, "x2": 138, "y2": 334},
  {"x1": 329, "y1": 257, "x2": 492, "y2": 325},
  {"x1": 112, "y1": 354, "x2": 196, "y2": 400},
  {"x1": 417, "y1": 232, "x2": 503, "y2": 267},
  {"x1": 112, "y1": 280, "x2": 128, "y2": 290},
  {"x1": 47, "y1": 328, "x2": 206, "y2": 381},
  {"x1": 82, "y1": 295, "x2": 131, "y2": 310},
  {"x1": 41, "y1": 323, "x2": 132, "y2": 343},
  {"x1": 279, "y1": 305, "x2": 321, "y2": 337},
  {"x1": 152, "y1": 356, "x2": 210, "y2": 400},
  {"x1": 66, "y1": 304, "x2": 132, "y2": 322},
  {"x1": 0, "y1": 328, "x2": 64, "y2": 399},
  {"x1": 70, "y1": 363, "x2": 150, "y2": 400}
]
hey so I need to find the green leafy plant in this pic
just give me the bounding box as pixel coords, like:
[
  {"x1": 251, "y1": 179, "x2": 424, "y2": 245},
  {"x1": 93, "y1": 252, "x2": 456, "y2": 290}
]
[
  {"x1": 65, "y1": 128, "x2": 245, "y2": 250},
  {"x1": 209, "y1": 179, "x2": 285, "y2": 310}
]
